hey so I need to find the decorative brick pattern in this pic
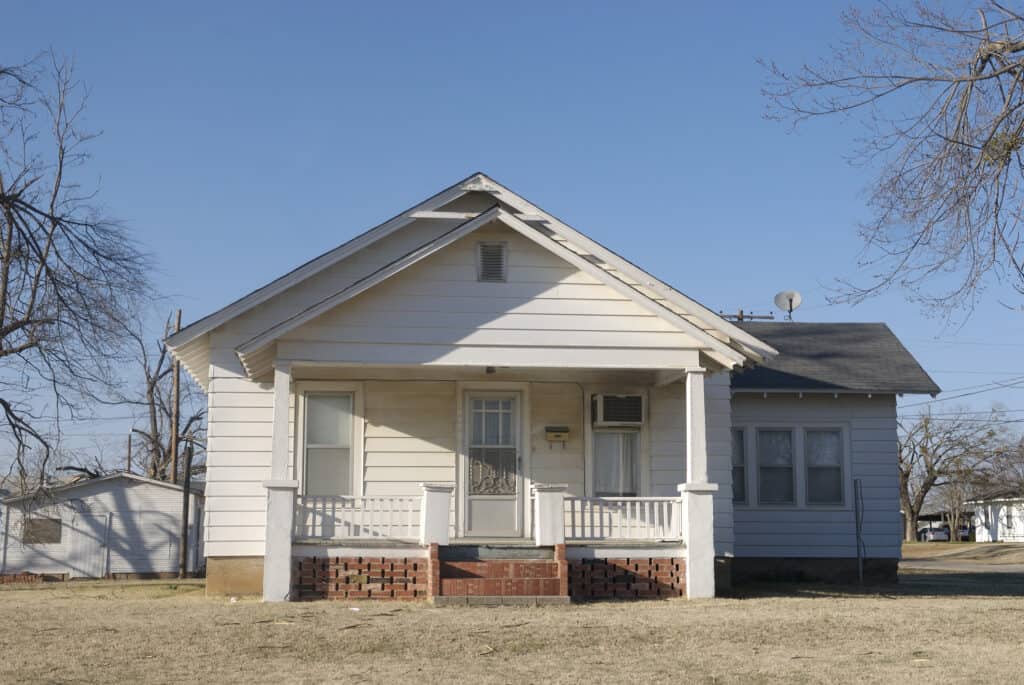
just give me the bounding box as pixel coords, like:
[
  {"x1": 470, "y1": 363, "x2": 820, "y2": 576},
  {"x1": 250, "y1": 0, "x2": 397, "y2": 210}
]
[
  {"x1": 0, "y1": 572, "x2": 45, "y2": 584},
  {"x1": 294, "y1": 556, "x2": 430, "y2": 601},
  {"x1": 568, "y1": 557, "x2": 686, "y2": 600}
]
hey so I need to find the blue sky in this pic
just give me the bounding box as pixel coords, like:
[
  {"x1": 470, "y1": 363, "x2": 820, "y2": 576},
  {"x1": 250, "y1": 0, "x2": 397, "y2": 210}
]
[{"x1": 5, "y1": 1, "x2": 1024, "y2": 458}]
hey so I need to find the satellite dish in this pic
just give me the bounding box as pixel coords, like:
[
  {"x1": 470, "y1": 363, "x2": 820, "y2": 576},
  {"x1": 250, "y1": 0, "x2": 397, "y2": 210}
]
[{"x1": 774, "y1": 290, "x2": 802, "y2": 320}]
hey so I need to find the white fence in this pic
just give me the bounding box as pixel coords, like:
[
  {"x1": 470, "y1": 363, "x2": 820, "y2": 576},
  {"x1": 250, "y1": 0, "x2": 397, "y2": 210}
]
[
  {"x1": 294, "y1": 495, "x2": 421, "y2": 540},
  {"x1": 564, "y1": 496, "x2": 682, "y2": 541}
]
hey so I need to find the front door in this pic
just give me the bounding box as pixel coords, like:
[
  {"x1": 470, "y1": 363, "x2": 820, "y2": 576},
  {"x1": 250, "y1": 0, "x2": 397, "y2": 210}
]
[{"x1": 465, "y1": 393, "x2": 522, "y2": 537}]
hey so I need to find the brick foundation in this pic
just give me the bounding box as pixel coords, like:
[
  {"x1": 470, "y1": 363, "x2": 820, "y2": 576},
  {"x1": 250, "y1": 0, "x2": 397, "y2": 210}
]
[
  {"x1": 0, "y1": 572, "x2": 47, "y2": 584},
  {"x1": 568, "y1": 557, "x2": 686, "y2": 599},
  {"x1": 294, "y1": 556, "x2": 430, "y2": 600}
]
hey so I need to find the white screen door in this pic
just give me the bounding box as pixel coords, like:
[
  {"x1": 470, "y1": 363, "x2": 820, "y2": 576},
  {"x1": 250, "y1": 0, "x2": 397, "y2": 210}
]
[{"x1": 465, "y1": 393, "x2": 522, "y2": 537}]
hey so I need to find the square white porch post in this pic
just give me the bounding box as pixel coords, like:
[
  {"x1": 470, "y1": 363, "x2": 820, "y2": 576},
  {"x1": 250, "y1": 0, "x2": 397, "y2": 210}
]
[
  {"x1": 420, "y1": 483, "x2": 455, "y2": 546},
  {"x1": 263, "y1": 363, "x2": 298, "y2": 602},
  {"x1": 533, "y1": 484, "x2": 567, "y2": 546},
  {"x1": 681, "y1": 368, "x2": 719, "y2": 599}
]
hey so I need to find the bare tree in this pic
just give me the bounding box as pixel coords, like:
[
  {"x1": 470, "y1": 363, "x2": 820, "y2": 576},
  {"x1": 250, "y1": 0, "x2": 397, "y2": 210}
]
[
  {"x1": 115, "y1": 314, "x2": 205, "y2": 482},
  {"x1": 898, "y1": 408, "x2": 1004, "y2": 541},
  {"x1": 0, "y1": 53, "x2": 148, "y2": 491},
  {"x1": 763, "y1": 2, "x2": 1024, "y2": 313}
]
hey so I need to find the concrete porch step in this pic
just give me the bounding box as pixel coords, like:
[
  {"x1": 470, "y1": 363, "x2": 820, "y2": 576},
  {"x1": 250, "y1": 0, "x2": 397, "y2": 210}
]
[
  {"x1": 439, "y1": 545, "x2": 554, "y2": 561},
  {"x1": 432, "y1": 595, "x2": 570, "y2": 607},
  {"x1": 440, "y1": 577, "x2": 562, "y2": 596}
]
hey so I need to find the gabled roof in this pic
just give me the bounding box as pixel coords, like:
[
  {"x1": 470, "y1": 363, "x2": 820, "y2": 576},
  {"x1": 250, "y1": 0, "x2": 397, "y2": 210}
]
[
  {"x1": 2, "y1": 471, "x2": 203, "y2": 505},
  {"x1": 730, "y1": 322, "x2": 940, "y2": 395},
  {"x1": 167, "y1": 173, "x2": 776, "y2": 385}
]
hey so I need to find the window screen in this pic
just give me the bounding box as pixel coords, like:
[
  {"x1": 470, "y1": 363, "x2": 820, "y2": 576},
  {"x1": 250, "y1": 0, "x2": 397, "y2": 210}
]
[
  {"x1": 304, "y1": 393, "x2": 353, "y2": 497},
  {"x1": 22, "y1": 517, "x2": 62, "y2": 544},
  {"x1": 594, "y1": 431, "x2": 638, "y2": 496},
  {"x1": 757, "y1": 429, "x2": 794, "y2": 504},
  {"x1": 805, "y1": 429, "x2": 843, "y2": 504}
]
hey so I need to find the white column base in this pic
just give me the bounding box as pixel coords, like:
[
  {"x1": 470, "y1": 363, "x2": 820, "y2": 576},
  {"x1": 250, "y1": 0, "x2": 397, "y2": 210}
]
[
  {"x1": 680, "y1": 482, "x2": 719, "y2": 599},
  {"x1": 263, "y1": 480, "x2": 298, "y2": 602},
  {"x1": 533, "y1": 484, "x2": 567, "y2": 546},
  {"x1": 420, "y1": 483, "x2": 455, "y2": 546}
]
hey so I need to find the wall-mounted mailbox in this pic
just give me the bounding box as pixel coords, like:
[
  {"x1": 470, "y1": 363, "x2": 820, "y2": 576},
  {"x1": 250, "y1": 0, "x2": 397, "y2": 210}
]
[{"x1": 545, "y1": 425, "x2": 570, "y2": 442}]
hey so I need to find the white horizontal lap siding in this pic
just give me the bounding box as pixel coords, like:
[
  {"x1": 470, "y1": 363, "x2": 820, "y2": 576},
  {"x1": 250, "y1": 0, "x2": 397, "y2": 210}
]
[
  {"x1": 362, "y1": 381, "x2": 457, "y2": 497},
  {"x1": 648, "y1": 383, "x2": 685, "y2": 497},
  {"x1": 276, "y1": 225, "x2": 703, "y2": 368},
  {"x1": 731, "y1": 394, "x2": 900, "y2": 559},
  {"x1": 204, "y1": 351, "x2": 277, "y2": 557},
  {"x1": 529, "y1": 383, "x2": 585, "y2": 496}
]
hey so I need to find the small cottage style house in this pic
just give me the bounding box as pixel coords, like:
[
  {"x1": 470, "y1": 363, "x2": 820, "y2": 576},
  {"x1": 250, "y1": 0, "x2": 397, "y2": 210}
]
[
  {"x1": 166, "y1": 173, "x2": 938, "y2": 602},
  {"x1": 0, "y1": 472, "x2": 204, "y2": 579},
  {"x1": 971, "y1": 488, "x2": 1024, "y2": 543}
]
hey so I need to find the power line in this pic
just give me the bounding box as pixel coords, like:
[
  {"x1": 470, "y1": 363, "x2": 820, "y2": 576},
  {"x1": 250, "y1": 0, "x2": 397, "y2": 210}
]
[{"x1": 902, "y1": 378, "x2": 1024, "y2": 408}]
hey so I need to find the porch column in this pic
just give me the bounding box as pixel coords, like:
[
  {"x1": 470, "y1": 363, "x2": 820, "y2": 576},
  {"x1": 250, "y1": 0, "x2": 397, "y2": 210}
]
[
  {"x1": 263, "y1": 362, "x2": 298, "y2": 602},
  {"x1": 682, "y1": 368, "x2": 719, "y2": 599},
  {"x1": 533, "y1": 484, "x2": 567, "y2": 546},
  {"x1": 420, "y1": 483, "x2": 455, "y2": 546}
]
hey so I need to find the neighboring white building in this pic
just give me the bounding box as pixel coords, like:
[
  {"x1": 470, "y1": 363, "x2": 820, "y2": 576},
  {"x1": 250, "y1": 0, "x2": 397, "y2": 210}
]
[
  {"x1": 0, "y1": 472, "x2": 204, "y2": 578},
  {"x1": 971, "y1": 490, "x2": 1024, "y2": 543},
  {"x1": 164, "y1": 172, "x2": 939, "y2": 602}
]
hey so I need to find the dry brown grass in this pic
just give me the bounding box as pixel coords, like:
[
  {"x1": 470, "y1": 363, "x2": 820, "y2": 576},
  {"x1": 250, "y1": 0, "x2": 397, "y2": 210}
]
[
  {"x1": 2, "y1": 573, "x2": 1023, "y2": 684},
  {"x1": 902, "y1": 541, "x2": 1024, "y2": 564}
]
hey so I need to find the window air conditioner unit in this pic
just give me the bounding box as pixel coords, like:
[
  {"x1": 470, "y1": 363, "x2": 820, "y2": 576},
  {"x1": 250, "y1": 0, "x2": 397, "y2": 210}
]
[{"x1": 593, "y1": 394, "x2": 644, "y2": 427}]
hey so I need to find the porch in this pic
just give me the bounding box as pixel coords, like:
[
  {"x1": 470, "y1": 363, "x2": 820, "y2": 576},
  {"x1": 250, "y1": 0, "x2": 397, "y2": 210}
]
[{"x1": 261, "y1": 363, "x2": 722, "y2": 602}]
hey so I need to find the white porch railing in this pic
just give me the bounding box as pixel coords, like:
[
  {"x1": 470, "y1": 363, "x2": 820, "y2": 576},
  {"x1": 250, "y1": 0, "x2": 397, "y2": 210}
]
[
  {"x1": 564, "y1": 496, "x2": 682, "y2": 541},
  {"x1": 294, "y1": 495, "x2": 421, "y2": 540}
]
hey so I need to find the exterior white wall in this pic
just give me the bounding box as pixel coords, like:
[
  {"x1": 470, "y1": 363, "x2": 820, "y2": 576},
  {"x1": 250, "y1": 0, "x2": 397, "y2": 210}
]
[
  {"x1": 0, "y1": 478, "x2": 202, "y2": 576},
  {"x1": 973, "y1": 501, "x2": 1024, "y2": 542},
  {"x1": 730, "y1": 394, "x2": 900, "y2": 559}
]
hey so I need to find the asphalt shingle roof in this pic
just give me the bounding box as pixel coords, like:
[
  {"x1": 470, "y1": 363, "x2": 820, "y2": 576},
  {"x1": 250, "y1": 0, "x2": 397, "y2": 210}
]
[{"x1": 730, "y1": 322, "x2": 940, "y2": 395}]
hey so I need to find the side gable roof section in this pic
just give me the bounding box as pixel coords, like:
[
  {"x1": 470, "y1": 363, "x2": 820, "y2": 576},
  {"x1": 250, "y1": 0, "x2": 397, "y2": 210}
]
[
  {"x1": 730, "y1": 322, "x2": 941, "y2": 396},
  {"x1": 168, "y1": 172, "x2": 776, "y2": 386}
]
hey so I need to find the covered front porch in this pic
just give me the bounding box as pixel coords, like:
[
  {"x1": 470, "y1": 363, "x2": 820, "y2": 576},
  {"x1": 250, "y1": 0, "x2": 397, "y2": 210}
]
[{"x1": 260, "y1": 363, "x2": 722, "y2": 602}]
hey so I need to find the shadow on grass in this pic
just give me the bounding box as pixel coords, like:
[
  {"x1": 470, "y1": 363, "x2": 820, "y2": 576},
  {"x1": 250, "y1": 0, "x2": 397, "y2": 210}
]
[{"x1": 727, "y1": 570, "x2": 1024, "y2": 600}]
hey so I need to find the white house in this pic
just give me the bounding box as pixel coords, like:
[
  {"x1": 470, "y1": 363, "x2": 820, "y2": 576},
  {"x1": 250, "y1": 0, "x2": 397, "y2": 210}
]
[
  {"x1": 0, "y1": 472, "x2": 204, "y2": 579},
  {"x1": 971, "y1": 489, "x2": 1024, "y2": 543},
  {"x1": 165, "y1": 173, "x2": 938, "y2": 602}
]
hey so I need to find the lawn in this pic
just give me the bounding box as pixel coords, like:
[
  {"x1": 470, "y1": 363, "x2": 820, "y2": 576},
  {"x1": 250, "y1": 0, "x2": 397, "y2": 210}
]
[
  {"x1": 2, "y1": 571, "x2": 1024, "y2": 684},
  {"x1": 902, "y1": 541, "x2": 1024, "y2": 564}
]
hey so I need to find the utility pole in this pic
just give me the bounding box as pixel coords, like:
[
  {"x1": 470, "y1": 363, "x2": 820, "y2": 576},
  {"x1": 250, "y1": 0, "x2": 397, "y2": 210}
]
[
  {"x1": 126, "y1": 433, "x2": 133, "y2": 474},
  {"x1": 178, "y1": 435, "x2": 194, "y2": 579},
  {"x1": 170, "y1": 309, "x2": 182, "y2": 484}
]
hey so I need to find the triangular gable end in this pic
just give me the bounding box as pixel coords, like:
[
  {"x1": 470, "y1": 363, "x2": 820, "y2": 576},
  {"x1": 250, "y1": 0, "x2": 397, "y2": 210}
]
[{"x1": 167, "y1": 173, "x2": 776, "y2": 388}]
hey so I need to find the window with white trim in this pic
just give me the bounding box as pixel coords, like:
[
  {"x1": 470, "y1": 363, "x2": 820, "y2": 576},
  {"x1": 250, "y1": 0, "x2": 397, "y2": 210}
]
[
  {"x1": 303, "y1": 393, "x2": 353, "y2": 496},
  {"x1": 593, "y1": 430, "x2": 639, "y2": 497},
  {"x1": 731, "y1": 428, "x2": 746, "y2": 504},
  {"x1": 805, "y1": 429, "x2": 843, "y2": 505},
  {"x1": 757, "y1": 429, "x2": 794, "y2": 504}
]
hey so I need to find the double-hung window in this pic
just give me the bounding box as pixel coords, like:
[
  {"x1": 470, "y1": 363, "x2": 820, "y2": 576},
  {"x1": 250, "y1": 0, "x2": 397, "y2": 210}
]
[
  {"x1": 757, "y1": 429, "x2": 794, "y2": 505},
  {"x1": 303, "y1": 393, "x2": 354, "y2": 497},
  {"x1": 593, "y1": 430, "x2": 639, "y2": 497},
  {"x1": 805, "y1": 429, "x2": 843, "y2": 505},
  {"x1": 731, "y1": 429, "x2": 746, "y2": 504}
]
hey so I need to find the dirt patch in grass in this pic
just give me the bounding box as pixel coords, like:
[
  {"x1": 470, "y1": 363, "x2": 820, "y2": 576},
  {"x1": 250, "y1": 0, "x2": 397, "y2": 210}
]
[
  {"x1": 902, "y1": 542, "x2": 1024, "y2": 564},
  {"x1": 1, "y1": 576, "x2": 1023, "y2": 684}
]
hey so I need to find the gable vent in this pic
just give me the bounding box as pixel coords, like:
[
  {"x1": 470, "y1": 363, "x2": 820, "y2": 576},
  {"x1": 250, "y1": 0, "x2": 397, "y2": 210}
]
[{"x1": 477, "y1": 242, "x2": 507, "y2": 282}]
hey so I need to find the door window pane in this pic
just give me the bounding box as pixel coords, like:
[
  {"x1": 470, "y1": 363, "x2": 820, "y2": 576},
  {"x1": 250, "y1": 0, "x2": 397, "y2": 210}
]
[
  {"x1": 806, "y1": 430, "x2": 843, "y2": 504},
  {"x1": 594, "y1": 431, "x2": 638, "y2": 496},
  {"x1": 731, "y1": 429, "x2": 746, "y2": 504},
  {"x1": 757, "y1": 429, "x2": 794, "y2": 504}
]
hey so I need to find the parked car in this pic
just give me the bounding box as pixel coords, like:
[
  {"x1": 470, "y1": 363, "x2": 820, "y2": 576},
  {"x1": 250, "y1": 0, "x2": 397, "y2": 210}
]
[{"x1": 919, "y1": 527, "x2": 950, "y2": 542}]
